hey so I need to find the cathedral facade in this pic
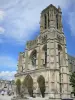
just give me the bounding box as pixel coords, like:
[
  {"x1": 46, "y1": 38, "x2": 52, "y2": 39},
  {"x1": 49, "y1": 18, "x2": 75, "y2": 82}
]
[{"x1": 15, "y1": 4, "x2": 72, "y2": 99}]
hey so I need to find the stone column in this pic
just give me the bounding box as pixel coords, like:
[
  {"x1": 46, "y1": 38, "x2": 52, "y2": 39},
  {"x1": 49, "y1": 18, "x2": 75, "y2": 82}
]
[
  {"x1": 40, "y1": 15, "x2": 43, "y2": 32},
  {"x1": 35, "y1": 47, "x2": 39, "y2": 69},
  {"x1": 37, "y1": 46, "x2": 41, "y2": 68},
  {"x1": 46, "y1": 13, "x2": 48, "y2": 29},
  {"x1": 47, "y1": 40, "x2": 50, "y2": 68},
  {"x1": 49, "y1": 10, "x2": 56, "y2": 29},
  {"x1": 58, "y1": 7, "x2": 63, "y2": 32},
  {"x1": 25, "y1": 49, "x2": 28, "y2": 70}
]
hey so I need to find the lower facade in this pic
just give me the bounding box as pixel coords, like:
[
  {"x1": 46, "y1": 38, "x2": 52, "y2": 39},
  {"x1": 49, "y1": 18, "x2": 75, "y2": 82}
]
[{"x1": 15, "y1": 68, "x2": 71, "y2": 99}]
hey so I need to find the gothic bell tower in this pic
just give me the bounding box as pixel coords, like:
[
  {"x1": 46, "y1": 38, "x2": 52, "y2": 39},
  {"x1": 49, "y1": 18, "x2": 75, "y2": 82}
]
[
  {"x1": 15, "y1": 4, "x2": 71, "y2": 99},
  {"x1": 40, "y1": 4, "x2": 63, "y2": 32},
  {"x1": 39, "y1": 4, "x2": 71, "y2": 99}
]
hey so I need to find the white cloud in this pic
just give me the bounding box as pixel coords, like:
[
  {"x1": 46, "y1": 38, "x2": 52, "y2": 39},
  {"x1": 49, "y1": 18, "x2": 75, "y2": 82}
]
[
  {"x1": 0, "y1": 71, "x2": 16, "y2": 80},
  {"x1": 0, "y1": 27, "x2": 5, "y2": 33},
  {"x1": 0, "y1": 10, "x2": 5, "y2": 21},
  {"x1": 0, "y1": 55, "x2": 17, "y2": 80},
  {"x1": 0, "y1": 55, "x2": 17, "y2": 68},
  {"x1": 0, "y1": 0, "x2": 71, "y2": 44}
]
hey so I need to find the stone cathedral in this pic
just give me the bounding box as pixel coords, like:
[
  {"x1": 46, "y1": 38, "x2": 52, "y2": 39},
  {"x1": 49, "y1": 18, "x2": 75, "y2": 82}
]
[{"x1": 15, "y1": 4, "x2": 72, "y2": 99}]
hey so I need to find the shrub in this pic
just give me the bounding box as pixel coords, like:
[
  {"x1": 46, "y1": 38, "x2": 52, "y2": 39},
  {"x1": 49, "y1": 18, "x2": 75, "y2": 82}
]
[{"x1": 16, "y1": 79, "x2": 21, "y2": 95}]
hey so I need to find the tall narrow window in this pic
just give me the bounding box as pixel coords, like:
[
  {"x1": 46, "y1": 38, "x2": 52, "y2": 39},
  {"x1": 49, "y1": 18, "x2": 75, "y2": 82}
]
[
  {"x1": 43, "y1": 45, "x2": 47, "y2": 66},
  {"x1": 44, "y1": 14, "x2": 47, "y2": 29},
  {"x1": 45, "y1": 48, "x2": 47, "y2": 65},
  {"x1": 32, "y1": 53, "x2": 36, "y2": 66},
  {"x1": 56, "y1": 14, "x2": 58, "y2": 29},
  {"x1": 30, "y1": 50, "x2": 37, "y2": 67},
  {"x1": 48, "y1": 12, "x2": 49, "y2": 28}
]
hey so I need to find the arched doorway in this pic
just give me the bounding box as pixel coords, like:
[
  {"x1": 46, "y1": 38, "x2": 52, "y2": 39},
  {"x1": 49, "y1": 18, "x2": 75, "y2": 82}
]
[
  {"x1": 24, "y1": 75, "x2": 33, "y2": 97},
  {"x1": 37, "y1": 75, "x2": 45, "y2": 97}
]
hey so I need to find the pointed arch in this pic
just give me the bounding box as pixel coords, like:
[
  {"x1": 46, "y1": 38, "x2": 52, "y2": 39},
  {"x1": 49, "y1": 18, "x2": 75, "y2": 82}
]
[
  {"x1": 24, "y1": 75, "x2": 33, "y2": 88},
  {"x1": 58, "y1": 44, "x2": 62, "y2": 52},
  {"x1": 56, "y1": 14, "x2": 58, "y2": 29},
  {"x1": 37, "y1": 75, "x2": 46, "y2": 97},
  {"x1": 30, "y1": 49, "x2": 37, "y2": 66},
  {"x1": 24, "y1": 75, "x2": 33, "y2": 97}
]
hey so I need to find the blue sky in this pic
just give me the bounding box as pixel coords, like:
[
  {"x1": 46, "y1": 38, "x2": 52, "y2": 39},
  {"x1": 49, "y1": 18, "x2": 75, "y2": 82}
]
[{"x1": 0, "y1": 0, "x2": 75, "y2": 80}]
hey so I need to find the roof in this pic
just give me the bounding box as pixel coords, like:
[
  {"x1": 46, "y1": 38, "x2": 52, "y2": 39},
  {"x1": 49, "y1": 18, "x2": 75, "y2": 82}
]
[{"x1": 41, "y1": 4, "x2": 58, "y2": 14}]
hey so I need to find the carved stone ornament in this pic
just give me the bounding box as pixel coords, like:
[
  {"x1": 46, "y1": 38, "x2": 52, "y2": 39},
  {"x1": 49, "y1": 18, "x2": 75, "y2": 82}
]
[
  {"x1": 41, "y1": 35, "x2": 47, "y2": 43},
  {"x1": 57, "y1": 35, "x2": 63, "y2": 43}
]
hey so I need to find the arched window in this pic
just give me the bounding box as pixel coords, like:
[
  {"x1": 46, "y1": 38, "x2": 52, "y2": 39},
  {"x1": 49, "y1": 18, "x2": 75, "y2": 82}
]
[
  {"x1": 58, "y1": 44, "x2": 62, "y2": 63},
  {"x1": 30, "y1": 50, "x2": 37, "y2": 66},
  {"x1": 58, "y1": 44, "x2": 62, "y2": 52},
  {"x1": 42, "y1": 45, "x2": 47, "y2": 66}
]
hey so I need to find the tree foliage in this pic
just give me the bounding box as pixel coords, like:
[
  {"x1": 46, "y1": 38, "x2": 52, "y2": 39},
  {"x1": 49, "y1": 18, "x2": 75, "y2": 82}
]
[
  {"x1": 16, "y1": 79, "x2": 21, "y2": 95},
  {"x1": 22, "y1": 78, "x2": 26, "y2": 88},
  {"x1": 37, "y1": 75, "x2": 46, "y2": 98},
  {"x1": 70, "y1": 72, "x2": 75, "y2": 95}
]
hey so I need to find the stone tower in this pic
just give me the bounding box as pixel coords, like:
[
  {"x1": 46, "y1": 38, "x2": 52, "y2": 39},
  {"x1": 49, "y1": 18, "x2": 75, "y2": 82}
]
[
  {"x1": 39, "y1": 4, "x2": 70, "y2": 99},
  {"x1": 15, "y1": 4, "x2": 71, "y2": 99},
  {"x1": 40, "y1": 4, "x2": 63, "y2": 32}
]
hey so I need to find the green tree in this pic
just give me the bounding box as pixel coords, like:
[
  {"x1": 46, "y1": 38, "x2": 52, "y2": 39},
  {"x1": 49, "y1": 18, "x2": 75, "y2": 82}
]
[
  {"x1": 70, "y1": 72, "x2": 75, "y2": 96},
  {"x1": 16, "y1": 79, "x2": 21, "y2": 95},
  {"x1": 37, "y1": 75, "x2": 46, "y2": 98},
  {"x1": 21, "y1": 78, "x2": 26, "y2": 97}
]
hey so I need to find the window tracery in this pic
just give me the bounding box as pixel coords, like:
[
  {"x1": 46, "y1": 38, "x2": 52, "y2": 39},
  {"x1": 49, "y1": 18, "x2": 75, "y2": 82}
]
[{"x1": 30, "y1": 50, "x2": 37, "y2": 67}]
